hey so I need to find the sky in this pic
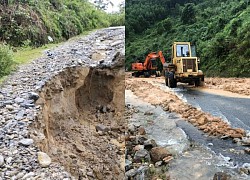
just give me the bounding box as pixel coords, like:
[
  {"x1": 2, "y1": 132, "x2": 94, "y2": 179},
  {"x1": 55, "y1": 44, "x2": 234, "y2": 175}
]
[
  {"x1": 89, "y1": 0, "x2": 124, "y2": 13},
  {"x1": 107, "y1": 0, "x2": 124, "y2": 13}
]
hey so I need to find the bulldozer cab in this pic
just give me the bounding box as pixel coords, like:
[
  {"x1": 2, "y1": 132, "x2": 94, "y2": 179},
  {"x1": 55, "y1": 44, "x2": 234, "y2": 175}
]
[
  {"x1": 173, "y1": 43, "x2": 197, "y2": 58},
  {"x1": 165, "y1": 42, "x2": 204, "y2": 88},
  {"x1": 172, "y1": 42, "x2": 199, "y2": 74},
  {"x1": 176, "y1": 44, "x2": 190, "y2": 57}
]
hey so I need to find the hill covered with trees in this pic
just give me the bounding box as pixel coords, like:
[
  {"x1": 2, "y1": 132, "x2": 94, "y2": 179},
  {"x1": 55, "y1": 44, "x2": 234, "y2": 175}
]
[
  {"x1": 0, "y1": 0, "x2": 124, "y2": 47},
  {"x1": 126, "y1": 0, "x2": 250, "y2": 77},
  {"x1": 0, "y1": 0, "x2": 124, "y2": 78}
]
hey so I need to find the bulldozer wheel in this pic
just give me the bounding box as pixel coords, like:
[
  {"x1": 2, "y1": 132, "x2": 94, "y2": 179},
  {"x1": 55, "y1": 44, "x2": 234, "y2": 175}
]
[
  {"x1": 199, "y1": 77, "x2": 205, "y2": 87},
  {"x1": 195, "y1": 79, "x2": 200, "y2": 87},
  {"x1": 201, "y1": 76, "x2": 205, "y2": 82},
  {"x1": 168, "y1": 72, "x2": 177, "y2": 88}
]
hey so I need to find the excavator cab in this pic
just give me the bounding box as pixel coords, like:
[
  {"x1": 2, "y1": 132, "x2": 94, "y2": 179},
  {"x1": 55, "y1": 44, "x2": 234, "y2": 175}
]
[
  {"x1": 131, "y1": 51, "x2": 166, "y2": 77},
  {"x1": 150, "y1": 58, "x2": 157, "y2": 68}
]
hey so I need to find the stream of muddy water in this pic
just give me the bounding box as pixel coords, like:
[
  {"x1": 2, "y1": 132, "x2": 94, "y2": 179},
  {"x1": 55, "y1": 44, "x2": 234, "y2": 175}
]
[{"x1": 126, "y1": 90, "x2": 248, "y2": 179}]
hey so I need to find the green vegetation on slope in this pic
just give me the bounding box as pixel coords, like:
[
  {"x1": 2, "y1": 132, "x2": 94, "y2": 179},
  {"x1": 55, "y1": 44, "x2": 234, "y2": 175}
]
[
  {"x1": 126, "y1": 0, "x2": 250, "y2": 77},
  {"x1": 0, "y1": 0, "x2": 124, "y2": 47},
  {"x1": 0, "y1": 0, "x2": 124, "y2": 79},
  {"x1": 0, "y1": 44, "x2": 15, "y2": 78}
]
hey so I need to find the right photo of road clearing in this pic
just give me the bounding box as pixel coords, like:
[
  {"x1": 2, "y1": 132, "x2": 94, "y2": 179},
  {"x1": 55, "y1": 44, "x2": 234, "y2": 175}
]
[{"x1": 125, "y1": 0, "x2": 250, "y2": 179}]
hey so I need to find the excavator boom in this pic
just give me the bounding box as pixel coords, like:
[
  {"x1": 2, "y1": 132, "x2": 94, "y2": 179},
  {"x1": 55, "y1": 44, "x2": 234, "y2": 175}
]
[{"x1": 158, "y1": 51, "x2": 166, "y2": 64}]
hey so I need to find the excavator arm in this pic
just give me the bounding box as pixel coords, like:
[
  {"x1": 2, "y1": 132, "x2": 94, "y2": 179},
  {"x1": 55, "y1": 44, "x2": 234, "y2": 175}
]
[
  {"x1": 143, "y1": 54, "x2": 151, "y2": 70},
  {"x1": 158, "y1": 51, "x2": 166, "y2": 64}
]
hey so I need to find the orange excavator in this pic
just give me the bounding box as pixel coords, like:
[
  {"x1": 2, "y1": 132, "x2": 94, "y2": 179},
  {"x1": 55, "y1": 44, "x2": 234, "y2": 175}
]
[{"x1": 131, "y1": 51, "x2": 166, "y2": 77}]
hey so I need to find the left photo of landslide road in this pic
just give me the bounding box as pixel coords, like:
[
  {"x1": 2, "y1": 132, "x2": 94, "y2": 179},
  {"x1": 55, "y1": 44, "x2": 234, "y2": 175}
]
[{"x1": 0, "y1": 1, "x2": 125, "y2": 179}]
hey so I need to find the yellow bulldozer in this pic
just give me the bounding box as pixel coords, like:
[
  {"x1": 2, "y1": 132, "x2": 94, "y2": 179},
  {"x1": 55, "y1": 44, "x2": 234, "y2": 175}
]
[{"x1": 163, "y1": 42, "x2": 204, "y2": 88}]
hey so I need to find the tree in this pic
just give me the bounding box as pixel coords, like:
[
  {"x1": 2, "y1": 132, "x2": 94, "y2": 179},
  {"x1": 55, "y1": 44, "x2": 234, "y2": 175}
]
[
  {"x1": 181, "y1": 3, "x2": 196, "y2": 24},
  {"x1": 93, "y1": 0, "x2": 113, "y2": 11}
]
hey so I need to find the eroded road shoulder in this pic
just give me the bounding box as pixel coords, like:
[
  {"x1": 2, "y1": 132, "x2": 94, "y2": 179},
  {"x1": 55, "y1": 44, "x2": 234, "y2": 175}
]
[{"x1": 0, "y1": 27, "x2": 125, "y2": 180}]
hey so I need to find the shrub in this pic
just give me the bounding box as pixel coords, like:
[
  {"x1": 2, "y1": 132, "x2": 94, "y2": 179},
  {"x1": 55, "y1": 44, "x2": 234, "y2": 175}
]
[{"x1": 0, "y1": 44, "x2": 15, "y2": 78}]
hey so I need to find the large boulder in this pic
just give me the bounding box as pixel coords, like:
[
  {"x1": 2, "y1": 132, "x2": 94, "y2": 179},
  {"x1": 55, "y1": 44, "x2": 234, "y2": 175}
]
[{"x1": 150, "y1": 147, "x2": 172, "y2": 163}]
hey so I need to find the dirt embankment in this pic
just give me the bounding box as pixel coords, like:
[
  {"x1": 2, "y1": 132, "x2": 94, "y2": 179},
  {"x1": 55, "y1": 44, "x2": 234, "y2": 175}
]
[
  {"x1": 30, "y1": 55, "x2": 125, "y2": 179},
  {"x1": 205, "y1": 77, "x2": 250, "y2": 96},
  {"x1": 125, "y1": 78, "x2": 245, "y2": 139}
]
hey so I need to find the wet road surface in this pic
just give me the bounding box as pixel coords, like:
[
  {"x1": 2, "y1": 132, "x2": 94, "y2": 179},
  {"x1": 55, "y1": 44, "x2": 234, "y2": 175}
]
[
  {"x1": 174, "y1": 87, "x2": 250, "y2": 131},
  {"x1": 151, "y1": 80, "x2": 250, "y2": 132}
]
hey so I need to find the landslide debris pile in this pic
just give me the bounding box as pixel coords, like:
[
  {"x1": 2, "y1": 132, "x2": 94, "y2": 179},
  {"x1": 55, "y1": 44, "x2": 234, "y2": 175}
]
[
  {"x1": 0, "y1": 27, "x2": 125, "y2": 179},
  {"x1": 125, "y1": 79, "x2": 246, "y2": 140},
  {"x1": 205, "y1": 77, "x2": 250, "y2": 96}
]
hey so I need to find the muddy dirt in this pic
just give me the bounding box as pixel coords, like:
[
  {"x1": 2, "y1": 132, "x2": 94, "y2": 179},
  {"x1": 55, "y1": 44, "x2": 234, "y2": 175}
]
[
  {"x1": 205, "y1": 77, "x2": 250, "y2": 96},
  {"x1": 30, "y1": 54, "x2": 125, "y2": 179},
  {"x1": 127, "y1": 73, "x2": 250, "y2": 98}
]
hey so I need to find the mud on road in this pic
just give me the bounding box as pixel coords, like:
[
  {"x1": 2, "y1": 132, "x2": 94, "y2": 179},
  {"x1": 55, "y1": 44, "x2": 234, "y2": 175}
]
[{"x1": 205, "y1": 77, "x2": 250, "y2": 96}]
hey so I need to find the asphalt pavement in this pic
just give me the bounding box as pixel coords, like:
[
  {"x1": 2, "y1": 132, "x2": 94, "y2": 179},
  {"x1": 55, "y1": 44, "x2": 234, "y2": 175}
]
[{"x1": 175, "y1": 88, "x2": 250, "y2": 131}]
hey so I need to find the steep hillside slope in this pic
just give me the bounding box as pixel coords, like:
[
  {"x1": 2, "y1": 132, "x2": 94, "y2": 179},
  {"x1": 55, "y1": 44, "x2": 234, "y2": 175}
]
[{"x1": 0, "y1": 0, "x2": 123, "y2": 47}]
